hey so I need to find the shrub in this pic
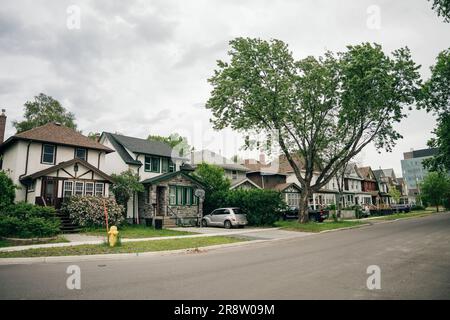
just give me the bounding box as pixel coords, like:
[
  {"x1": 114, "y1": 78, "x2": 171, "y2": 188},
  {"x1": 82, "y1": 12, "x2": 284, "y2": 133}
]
[
  {"x1": 61, "y1": 196, "x2": 124, "y2": 227},
  {"x1": 0, "y1": 171, "x2": 16, "y2": 210},
  {"x1": 220, "y1": 189, "x2": 285, "y2": 226},
  {"x1": 0, "y1": 203, "x2": 60, "y2": 238},
  {"x1": 411, "y1": 204, "x2": 425, "y2": 211}
]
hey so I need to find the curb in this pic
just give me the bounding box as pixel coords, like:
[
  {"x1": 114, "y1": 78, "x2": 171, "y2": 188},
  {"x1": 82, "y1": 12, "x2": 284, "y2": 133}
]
[{"x1": 0, "y1": 239, "x2": 269, "y2": 265}]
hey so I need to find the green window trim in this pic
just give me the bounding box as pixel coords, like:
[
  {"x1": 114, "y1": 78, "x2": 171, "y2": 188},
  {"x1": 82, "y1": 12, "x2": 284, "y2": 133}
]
[
  {"x1": 169, "y1": 185, "x2": 199, "y2": 206},
  {"x1": 144, "y1": 155, "x2": 161, "y2": 173}
]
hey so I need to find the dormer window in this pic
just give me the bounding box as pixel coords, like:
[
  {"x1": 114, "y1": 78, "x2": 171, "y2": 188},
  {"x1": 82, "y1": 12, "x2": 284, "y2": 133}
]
[
  {"x1": 41, "y1": 144, "x2": 56, "y2": 164},
  {"x1": 75, "y1": 148, "x2": 87, "y2": 161}
]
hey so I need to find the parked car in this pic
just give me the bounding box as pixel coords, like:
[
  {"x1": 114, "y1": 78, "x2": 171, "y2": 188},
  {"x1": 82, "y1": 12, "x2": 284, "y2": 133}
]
[
  {"x1": 281, "y1": 206, "x2": 329, "y2": 222},
  {"x1": 202, "y1": 207, "x2": 248, "y2": 229}
]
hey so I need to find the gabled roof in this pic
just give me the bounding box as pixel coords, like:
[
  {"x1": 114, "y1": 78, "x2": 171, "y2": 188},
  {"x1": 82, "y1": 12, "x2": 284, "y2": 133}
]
[
  {"x1": 273, "y1": 182, "x2": 302, "y2": 192},
  {"x1": 141, "y1": 170, "x2": 204, "y2": 187},
  {"x1": 0, "y1": 123, "x2": 113, "y2": 153},
  {"x1": 357, "y1": 166, "x2": 376, "y2": 181},
  {"x1": 102, "y1": 132, "x2": 142, "y2": 166},
  {"x1": 230, "y1": 178, "x2": 262, "y2": 190},
  {"x1": 103, "y1": 132, "x2": 187, "y2": 161},
  {"x1": 20, "y1": 158, "x2": 113, "y2": 183}
]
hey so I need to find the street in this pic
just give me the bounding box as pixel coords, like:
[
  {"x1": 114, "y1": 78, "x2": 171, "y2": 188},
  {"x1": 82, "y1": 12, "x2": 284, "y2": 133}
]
[{"x1": 1, "y1": 213, "x2": 449, "y2": 299}]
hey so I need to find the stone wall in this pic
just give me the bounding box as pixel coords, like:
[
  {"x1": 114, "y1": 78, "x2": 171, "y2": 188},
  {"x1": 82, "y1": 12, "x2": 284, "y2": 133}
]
[{"x1": 139, "y1": 173, "x2": 204, "y2": 222}]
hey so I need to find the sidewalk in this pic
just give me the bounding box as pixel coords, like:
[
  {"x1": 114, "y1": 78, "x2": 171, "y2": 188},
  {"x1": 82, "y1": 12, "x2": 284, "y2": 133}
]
[{"x1": 0, "y1": 228, "x2": 280, "y2": 253}]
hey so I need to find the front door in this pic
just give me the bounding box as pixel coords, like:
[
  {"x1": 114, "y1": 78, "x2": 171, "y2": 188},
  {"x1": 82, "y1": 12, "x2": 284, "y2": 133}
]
[
  {"x1": 156, "y1": 186, "x2": 166, "y2": 216},
  {"x1": 42, "y1": 178, "x2": 58, "y2": 206}
]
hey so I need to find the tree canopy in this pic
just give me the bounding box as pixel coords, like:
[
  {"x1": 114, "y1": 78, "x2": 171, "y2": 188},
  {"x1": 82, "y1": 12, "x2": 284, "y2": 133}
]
[
  {"x1": 420, "y1": 172, "x2": 450, "y2": 212},
  {"x1": 147, "y1": 133, "x2": 192, "y2": 157},
  {"x1": 429, "y1": 0, "x2": 450, "y2": 22},
  {"x1": 420, "y1": 48, "x2": 450, "y2": 172},
  {"x1": 13, "y1": 93, "x2": 77, "y2": 133},
  {"x1": 206, "y1": 38, "x2": 421, "y2": 222}
]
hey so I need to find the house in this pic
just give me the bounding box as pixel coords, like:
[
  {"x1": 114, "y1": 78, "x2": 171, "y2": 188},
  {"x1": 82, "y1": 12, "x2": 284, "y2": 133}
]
[
  {"x1": 190, "y1": 149, "x2": 249, "y2": 183},
  {"x1": 357, "y1": 166, "x2": 380, "y2": 206},
  {"x1": 373, "y1": 169, "x2": 394, "y2": 206},
  {"x1": 246, "y1": 169, "x2": 302, "y2": 207},
  {"x1": 0, "y1": 117, "x2": 114, "y2": 208},
  {"x1": 99, "y1": 132, "x2": 204, "y2": 225}
]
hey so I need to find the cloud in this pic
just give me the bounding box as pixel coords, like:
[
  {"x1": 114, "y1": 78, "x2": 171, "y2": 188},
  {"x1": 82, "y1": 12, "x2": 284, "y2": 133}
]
[{"x1": 0, "y1": 0, "x2": 449, "y2": 175}]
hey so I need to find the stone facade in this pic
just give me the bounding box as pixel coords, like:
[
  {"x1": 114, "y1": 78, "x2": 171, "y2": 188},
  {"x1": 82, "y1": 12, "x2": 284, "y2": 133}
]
[{"x1": 139, "y1": 172, "x2": 204, "y2": 225}]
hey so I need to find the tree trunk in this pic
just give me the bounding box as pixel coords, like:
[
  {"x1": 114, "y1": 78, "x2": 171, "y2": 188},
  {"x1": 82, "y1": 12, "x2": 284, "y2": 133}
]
[
  {"x1": 436, "y1": 204, "x2": 439, "y2": 213},
  {"x1": 336, "y1": 192, "x2": 343, "y2": 219},
  {"x1": 298, "y1": 189, "x2": 310, "y2": 223}
]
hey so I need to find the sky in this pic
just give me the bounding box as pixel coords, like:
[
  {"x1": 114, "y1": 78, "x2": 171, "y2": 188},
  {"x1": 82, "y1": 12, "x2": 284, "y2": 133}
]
[{"x1": 0, "y1": 0, "x2": 449, "y2": 176}]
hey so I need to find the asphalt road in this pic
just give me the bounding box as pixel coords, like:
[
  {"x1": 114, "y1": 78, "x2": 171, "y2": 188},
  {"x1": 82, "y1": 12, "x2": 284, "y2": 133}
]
[{"x1": 1, "y1": 213, "x2": 449, "y2": 299}]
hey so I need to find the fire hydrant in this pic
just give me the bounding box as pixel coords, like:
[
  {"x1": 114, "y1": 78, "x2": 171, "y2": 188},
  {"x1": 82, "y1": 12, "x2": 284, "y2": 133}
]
[{"x1": 107, "y1": 226, "x2": 119, "y2": 247}]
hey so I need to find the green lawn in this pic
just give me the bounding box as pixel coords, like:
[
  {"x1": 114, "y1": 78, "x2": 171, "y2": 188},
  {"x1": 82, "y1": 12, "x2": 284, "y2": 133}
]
[
  {"x1": 0, "y1": 236, "x2": 245, "y2": 258},
  {"x1": 0, "y1": 236, "x2": 69, "y2": 248},
  {"x1": 81, "y1": 224, "x2": 196, "y2": 238},
  {"x1": 275, "y1": 220, "x2": 367, "y2": 233},
  {"x1": 371, "y1": 209, "x2": 436, "y2": 221}
]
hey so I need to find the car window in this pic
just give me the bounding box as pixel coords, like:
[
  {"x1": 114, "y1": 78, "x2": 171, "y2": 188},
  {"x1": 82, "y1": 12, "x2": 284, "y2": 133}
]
[
  {"x1": 218, "y1": 209, "x2": 228, "y2": 215},
  {"x1": 232, "y1": 208, "x2": 242, "y2": 215}
]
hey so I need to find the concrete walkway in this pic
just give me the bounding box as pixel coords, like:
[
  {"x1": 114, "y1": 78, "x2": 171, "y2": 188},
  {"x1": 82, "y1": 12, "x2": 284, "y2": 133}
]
[{"x1": 0, "y1": 227, "x2": 309, "y2": 253}]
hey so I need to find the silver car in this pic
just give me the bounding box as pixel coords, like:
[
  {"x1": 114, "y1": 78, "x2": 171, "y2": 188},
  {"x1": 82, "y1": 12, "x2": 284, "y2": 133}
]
[{"x1": 201, "y1": 207, "x2": 248, "y2": 229}]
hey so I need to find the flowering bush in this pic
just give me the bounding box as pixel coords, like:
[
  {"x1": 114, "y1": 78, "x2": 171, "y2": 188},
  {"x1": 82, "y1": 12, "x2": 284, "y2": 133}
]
[{"x1": 61, "y1": 196, "x2": 124, "y2": 227}]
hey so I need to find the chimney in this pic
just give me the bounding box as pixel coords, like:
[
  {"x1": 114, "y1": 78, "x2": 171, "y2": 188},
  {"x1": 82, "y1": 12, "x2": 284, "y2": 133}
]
[
  {"x1": 259, "y1": 153, "x2": 266, "y2": 165},
  {"x1": 0, "y1": 109, "x2": 6, "y2": 144}
]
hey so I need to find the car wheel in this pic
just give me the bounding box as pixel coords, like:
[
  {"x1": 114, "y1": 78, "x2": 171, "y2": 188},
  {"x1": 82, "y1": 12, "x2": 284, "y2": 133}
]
[
  {"x1": 201, "y1": 219, "x2": 208, "y2": 227},
  {"x1": 224, "y1": 220, "x2": 232, "y2": 229}
]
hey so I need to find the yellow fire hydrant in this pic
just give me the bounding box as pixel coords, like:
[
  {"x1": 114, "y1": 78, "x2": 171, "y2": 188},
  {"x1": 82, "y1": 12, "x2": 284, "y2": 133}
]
[{"x1": 107, "y1": 226, "x2": 119, "y2": 247}]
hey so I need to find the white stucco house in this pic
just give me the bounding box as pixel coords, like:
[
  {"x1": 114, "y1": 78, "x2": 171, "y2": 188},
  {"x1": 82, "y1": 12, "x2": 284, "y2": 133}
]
[
  {"x1": 0, "y1": 121, "x2": 114, "y2": 208},
  {"x1": 99, "y1": 132, "x2": 204, "y2": 225}
]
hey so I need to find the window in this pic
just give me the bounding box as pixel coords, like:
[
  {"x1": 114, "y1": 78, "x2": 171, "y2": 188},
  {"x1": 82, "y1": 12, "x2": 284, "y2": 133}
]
[
  {"x1": 75, "y1": 148, "x2": 87, "y2": 161},
  {"x1": 85, "y1": 182, "x2": 94, "y2": 196},
  {"x1": 151, "y1": 157, "x2": 160, "y2": 173},
  {"x1": 42, "y1": 144, "x2": 56, "y2": 164},
  {"x1": 287, "y1": 193, "x2": 300, "y2": 207},
  {"x1": 95, "y1": 183, "x2": 104, "y2": 197},
  {"x1": 74, "y1": 182, "x2": 84, "y2": 196},
  {"x1": 162, "y1": 158, "x2": 169, "y2": 173},
  {"x1": 169, "y1": 186, "x2": 176, "y2": 205},
  {"x1": 63, "y1": 181, "x2": 73, "y2": 197},
  {"x1": 169, "y1": 160, "x2": 176, "y2": 172},
  {"x1": 232, "y1": 170, "x2": 237, "y2": 180},
  {"x1": 170, "y1": 186, "x2": 197, "y2": 206},
  {"x1": 144, "y1": 156, "x2": 161, "y2": 173}
]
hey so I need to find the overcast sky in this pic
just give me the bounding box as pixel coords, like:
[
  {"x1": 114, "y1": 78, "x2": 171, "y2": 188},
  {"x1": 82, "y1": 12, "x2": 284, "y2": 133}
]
[{"x1": 1, "y1": 0, "x2": 449, "y2": 176}]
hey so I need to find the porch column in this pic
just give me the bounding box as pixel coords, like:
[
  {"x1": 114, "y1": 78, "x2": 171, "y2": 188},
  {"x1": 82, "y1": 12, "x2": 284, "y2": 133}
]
[{"x1": 312, "y1": 193, "x2": 316, "y2": 210}]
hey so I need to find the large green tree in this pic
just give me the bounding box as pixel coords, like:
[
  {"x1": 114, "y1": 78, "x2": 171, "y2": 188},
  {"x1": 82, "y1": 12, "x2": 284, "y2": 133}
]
[
  {"x1": 420, "y1": 172, "x2": 450, "y2": 212},
  {"x1": 14, "y1": 93, "x2": 77, "y2": 133},
  {"x1": 429, "y1": 0, "x2": 450, "y2": 22},
  {"x1": 147, "y1": 133, "x2": 192, "y2": 157},
  {"x1": 420, "y1": 48, "x2": 450, "y2": 172},
  {"x1": 191, "y1": 163, "x2": 231, "y2": 215},
  {"x1": 206, "y1": 38, "x2": 421, "y2": 223}
]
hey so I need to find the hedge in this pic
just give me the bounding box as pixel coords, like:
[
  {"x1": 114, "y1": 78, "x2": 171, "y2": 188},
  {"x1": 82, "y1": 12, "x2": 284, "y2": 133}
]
[
  {"x1": 0, "y1": 202, "x2": 60, "y2": 238},
  {"x1": 206, "y1": 189, "x2": 286, "y2": 226}
]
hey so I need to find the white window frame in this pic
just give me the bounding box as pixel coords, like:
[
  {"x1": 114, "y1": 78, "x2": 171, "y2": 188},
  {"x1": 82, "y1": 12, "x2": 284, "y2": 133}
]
[
  {"x1": 85, "y1": 182, "x2": 94, "y2": 196},
  {"x1": 74, "y1": 181, "x2": 84, "y2": 196},
  {"x1": 42, "y1": 144, "x2": 56, "y2": 164},
  {"x1": 63, "y1": 181, "x2": 74, "y2": 197},
  {"x1": 95, "y1": 183, "x2": 104, "y2": 197}
]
